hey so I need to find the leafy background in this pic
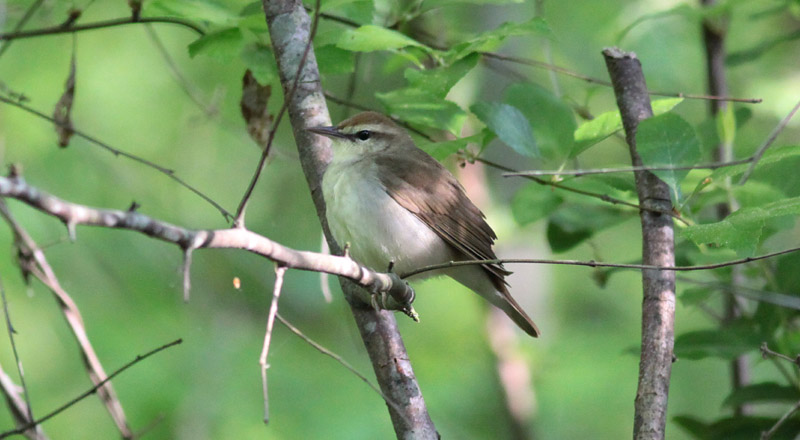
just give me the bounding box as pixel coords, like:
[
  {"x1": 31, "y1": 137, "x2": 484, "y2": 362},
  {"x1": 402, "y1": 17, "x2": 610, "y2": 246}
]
[{"x1": 0, "y1": 0, "x2": 799, "y2": 438}]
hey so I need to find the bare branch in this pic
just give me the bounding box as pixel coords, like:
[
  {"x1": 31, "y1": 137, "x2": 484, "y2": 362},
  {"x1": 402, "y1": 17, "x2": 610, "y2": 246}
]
[
  {"x1": 739, "y1": 98, "x2": 800, "y2": 185},
  {"x1": 472, "y1": 157, "x2": 690, "y2": 226},
  {"x1": 0, "y1": 174, "x2": 414, "y2": 311},
  {"x1": 260, "y1": 265, "x2": 286, "y2": 424},
  {"x1": 0, "y1": 95, "x2": 232, "y2": 220},
  {"x1": 0, "y1": 363, "x2": 48, "y2": 440},
  {"x1": 400, "y1": 246, "x2": 800, "y2": 278},
  {"x1": 481, "y1": 51, "x2": 762, "y2": 103},
  {"x1": 0, "y1": 0, "x2": 46, "y2": 59},
  {"x1": 0, "y1": 17, "x2": 205, "y2": 41},
  {"x1": 604, "y1": 47, "x2": 675, "y2": 440},
  {"x1": 0, "y1": 275, "x2": 35, "y2": 429},
  {"x1": 261, "y1": 0, "x2": 438, "y2": 435},
  {"x1": 505, "y1": 158, "x2": 752, "y2": 178},
  {"x1": 0, "y1": 339, "x2": 182, "y2": 440},
  {"x1": 0, "y1": 201, "x2": 133, "y2": 438}
]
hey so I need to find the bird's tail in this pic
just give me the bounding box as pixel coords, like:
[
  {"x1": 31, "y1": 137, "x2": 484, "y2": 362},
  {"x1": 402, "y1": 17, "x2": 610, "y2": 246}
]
[{"x1": 448, "y1": 266, "x2": 540, "y2": 337}]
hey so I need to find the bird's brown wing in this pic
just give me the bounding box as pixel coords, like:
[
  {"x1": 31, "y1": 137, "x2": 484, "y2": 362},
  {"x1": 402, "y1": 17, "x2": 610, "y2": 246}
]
[
  {"x1": 376, "y1": 148, "x2": 540, "y2": 337},
  {"x1": 374, "y1": 148, "x2": 510, "y2": 285}
]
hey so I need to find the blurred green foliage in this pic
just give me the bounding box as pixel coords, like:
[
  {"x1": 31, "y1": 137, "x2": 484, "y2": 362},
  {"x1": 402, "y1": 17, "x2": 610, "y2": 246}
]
[{"x1": 1, "y1": 0, "x2": 800, "y2": 439}]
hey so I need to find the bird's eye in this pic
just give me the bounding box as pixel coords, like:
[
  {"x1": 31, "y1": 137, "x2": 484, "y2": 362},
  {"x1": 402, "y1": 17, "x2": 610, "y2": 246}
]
[{"x1": 355, "y1": 130, "x2": 371, "y2": 141}]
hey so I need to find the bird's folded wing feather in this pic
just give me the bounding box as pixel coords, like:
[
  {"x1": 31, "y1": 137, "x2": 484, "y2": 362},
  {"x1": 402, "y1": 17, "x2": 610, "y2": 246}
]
[{"x1": 374, "y1": 150, "x2": 511, "y2": 284}]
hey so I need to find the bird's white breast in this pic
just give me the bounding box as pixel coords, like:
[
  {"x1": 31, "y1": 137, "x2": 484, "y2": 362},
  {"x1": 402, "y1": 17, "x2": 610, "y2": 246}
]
[{"x1": 322, "y1": 157, "x2": 452, "y2": 276}]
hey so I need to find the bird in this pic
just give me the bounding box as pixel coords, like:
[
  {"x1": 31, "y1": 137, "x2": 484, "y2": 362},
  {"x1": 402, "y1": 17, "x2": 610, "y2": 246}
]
[{"x1": 307, "y1": 111, "x2": 539, "y2": 337}]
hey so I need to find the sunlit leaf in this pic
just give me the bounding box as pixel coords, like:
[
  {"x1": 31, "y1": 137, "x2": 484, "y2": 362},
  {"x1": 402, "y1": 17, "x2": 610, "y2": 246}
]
[
  {"x1": 417, "y1": 131, "x2": 489, "y2": 161},
  {"x1": 446, "y1": 17, "x2": 551, "y2": 61},
  {"x1": 148, "y1": 0, "x2": 239, "y2": 25},
  {"x1": 404, "y1": 53, "x2": 479, "y2": 97},
  {"x1": 572, "y1": 98, "x2": 683, "y2": 157},
  {"x1": 377, "y1": 89, "x2": 466, "y2": 135},
  {"x1": 683, "y1": 196, "x2": 800, "y2": 256},
  {"x1": 636, "y1": 113, "x2": 701, "y2": 201},
  {"x1": 337, "y1": 25, "x2": 425, "y2": 52},
  {"x1": 188, "y1": 27, "x2": 243, "y2": 60}
]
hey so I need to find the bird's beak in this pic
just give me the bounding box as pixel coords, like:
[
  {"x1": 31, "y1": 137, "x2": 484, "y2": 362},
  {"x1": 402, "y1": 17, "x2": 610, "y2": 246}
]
[{"x1": 307, "y1": 125, "x2": 349, "y2": 139}]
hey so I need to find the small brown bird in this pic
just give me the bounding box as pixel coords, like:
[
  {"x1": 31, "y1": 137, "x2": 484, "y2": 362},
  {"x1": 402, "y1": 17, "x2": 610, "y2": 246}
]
[{"x1": 308, "y1": 112, "x2": 539, "y2": 337}]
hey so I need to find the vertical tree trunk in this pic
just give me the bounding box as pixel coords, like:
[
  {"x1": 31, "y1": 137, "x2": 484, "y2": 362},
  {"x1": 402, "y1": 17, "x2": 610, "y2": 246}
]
[
  {"x1": 700, "y1": 0, "x2": 751, "y2": 416},
  {"x1": 603, "y1": 48, "x2": 676, "y2": 440},
  {"x1": 261, "y1": 1, "x2": 438, "y2": 438}
]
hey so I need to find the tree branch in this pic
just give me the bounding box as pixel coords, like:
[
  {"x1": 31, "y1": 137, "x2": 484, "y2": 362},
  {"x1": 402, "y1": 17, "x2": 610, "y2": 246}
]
[
  {"x1": 0, "y1": 17, "x2": 205, "y2": 41},
  {"x1": 0, "y1": 174, "x2": 415, "y2": 312},
  {"x1": 604, "y1": 47, "x2": 676, "y2": 440},
  {"x1": 261, "y1": 0, "x2": 437, "y2": 437}
]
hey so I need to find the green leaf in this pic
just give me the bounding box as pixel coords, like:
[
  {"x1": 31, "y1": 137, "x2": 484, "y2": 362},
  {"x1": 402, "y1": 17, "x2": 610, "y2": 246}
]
[
  {"x1": 188, "y1": 27, "x2": 243, "y2": 60},
  {"x1": 511, "y1": 184, "x2": 564, "y2": 226},
  {"x1": 471, "y1": 102, "x2": 538, "y2": 157},
  {"x1": 147, "y1": 0, "x2": 239, "y2": 25},
  {"x1": 546, "y1": 203, "x2": 632, "y2": 252},
  {"x1": 446, "y1": 17, "x2": 551, "y2": 61},
  {"x1": 314, "y1": 45, "x2": 355, "y2": 75},
  {"x1": 679, "y1": 287, "x2": 713, "y2": 307},
  {"x1": 687, "y1": 145, "x2": 800, "y2": 200},
  {"x1": 240, "y1": 44, "x2": 279, "y2": 85},
  {"x1": 723, "y1": 383, "x2": 800, "y2": 408},
  {"x1": 636, "y1": 113, "x2": 701, "y2": 201},
  {"x1": 376, "y1": 89, "x2": 466, "y2": 135},
  {"x1": 683, "y1": 197, "x2": 800, "y2": 256},
  {"x1": 775, "y1": 251, "x2": 800, "y2": 294},
  {"x1": 547, "y1": 221, "x2": 592, "y2": 253},
  {"x1": 417, "y1": 131, "x2": 488, "y2": 161},
  {"x1": 674, "y1": 328, "x2": 761, "y2": 360},
  {"x1": 674, "y1": 415, "x2": 800, "y2": 440},
  {"x1": 727, "y1": 28, "x2": 800, "y2": 66},
  {"x1": 571, "y1": 98, "x2": 683, "y2": 157},
  {"x1": 423, "y1": 0, "x2": 524, "y2": 7},
  {"x1": 337, "y1": 25, "x2": 424, "y2": 52},
  {"x1": 504, "y1": 83, "x2": 575, "y2": 161},
  {"x1": 404, "y1": 53, "x2": 479, "y2": 98}
]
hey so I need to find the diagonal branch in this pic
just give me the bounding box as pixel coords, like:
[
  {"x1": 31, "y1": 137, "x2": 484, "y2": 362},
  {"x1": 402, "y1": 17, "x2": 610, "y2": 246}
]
[
  {"x1": 0, "y1": 201, "x2": 134, "y2": 438},
  {"x1": 0, "y1": 174, "x2": 414, "y2": 311}
]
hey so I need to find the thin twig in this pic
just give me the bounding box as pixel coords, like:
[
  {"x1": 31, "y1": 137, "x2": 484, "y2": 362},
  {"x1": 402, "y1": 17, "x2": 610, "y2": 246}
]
[
  {"x1": 276, "y1": 313, "x2": 410, "y2": 423},
  {"x1": 0, "y1": 174, "x2": 415, "y2": 311},
  {"x1": 260, "y1": 265, "x2": 286, "y2": 424},
  {"x1": 0, "y1": 16, "x2": 205, "y2": 41},
  {"x1": 0, "y1": 95, "x2": 232, "y2": 220},
  {"x1": 143, "y1": 24, "x2": 215, "y2": 117},
  {"x1": 474, "y1": 156, "x2": 690, "y2": 226},
  {"x1": 760, "y1": 342, "x2": 800, "y2": 368},
  {"x1": 234, "y1": 0, "x2": 323, "y2": 227},
  {"x1": 739, "y1": 98, "x2": 800, "y2": 185},
  {"x1": 0, "y1": 339, "x2": 182, "y2": 439},
  {"x1": 0, "y1": 0, "x2": 46, "y2": 59},
  {"x1": 0, "y1": 363, "x2": 48, "y2": 440},
  {"x1": 761, "y1": 399, "x2": 800, "y2": 440},
  {"x1": 0, "y1": 200, "x2": 133, "y2": 437},
  {"x1": 480, "y1": 52, "x2": 762, "y2": 103},
  {"x1": 506, "y1": 158, "x2": 752, "y2": 177},
  {"x1": 0, "y1": 275, "x2": 34, "y2": 426},
  {"x1": 400, "y1": 245, "x2": 800, "y2": 279}
]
